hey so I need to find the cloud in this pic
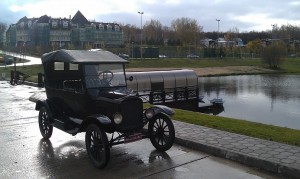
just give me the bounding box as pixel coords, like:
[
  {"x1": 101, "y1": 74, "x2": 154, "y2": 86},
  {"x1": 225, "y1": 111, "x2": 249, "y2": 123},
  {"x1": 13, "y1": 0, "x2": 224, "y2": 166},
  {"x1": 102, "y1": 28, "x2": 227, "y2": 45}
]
[{"x1": 0, "y1": 0, "x2": 300, "y2": 32}]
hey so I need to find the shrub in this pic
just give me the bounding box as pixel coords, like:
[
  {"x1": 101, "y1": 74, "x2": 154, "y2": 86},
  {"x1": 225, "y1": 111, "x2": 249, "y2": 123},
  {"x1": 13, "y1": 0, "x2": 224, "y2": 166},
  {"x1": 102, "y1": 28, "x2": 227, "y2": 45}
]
[{"x1": 261, "y1": 40, "x2": 287, "y2": 69}]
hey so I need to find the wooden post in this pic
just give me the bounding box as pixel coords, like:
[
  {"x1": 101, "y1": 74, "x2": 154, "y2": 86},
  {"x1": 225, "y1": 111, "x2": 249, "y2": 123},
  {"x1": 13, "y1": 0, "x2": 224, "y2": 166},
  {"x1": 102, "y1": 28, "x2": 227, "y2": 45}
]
[{"x1": 149, "y1": 92, "x2": 153, "y2": 104}]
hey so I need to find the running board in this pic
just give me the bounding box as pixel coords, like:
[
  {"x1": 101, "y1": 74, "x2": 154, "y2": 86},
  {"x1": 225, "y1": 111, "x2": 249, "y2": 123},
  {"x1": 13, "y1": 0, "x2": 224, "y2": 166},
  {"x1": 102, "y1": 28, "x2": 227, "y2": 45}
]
[{"x1": 53, "y1": 118, "x2": 80, "y2": 136}]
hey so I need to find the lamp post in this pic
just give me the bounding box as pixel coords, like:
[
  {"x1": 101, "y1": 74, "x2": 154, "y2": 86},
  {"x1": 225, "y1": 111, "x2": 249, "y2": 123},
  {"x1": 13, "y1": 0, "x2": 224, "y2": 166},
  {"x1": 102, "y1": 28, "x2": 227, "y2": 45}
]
[
  {"x1": 131, "y1": 42, "x2": 134, "y2": 58},
  {"x1": 138, "y1": 11, "x2": 144, "y2": 59},
  {"x1": 271, "y1": 24, "x2": 275, "y2": 39},
  {"x1": 216, "y1": 19, "x2": 220, "y2": 39}
]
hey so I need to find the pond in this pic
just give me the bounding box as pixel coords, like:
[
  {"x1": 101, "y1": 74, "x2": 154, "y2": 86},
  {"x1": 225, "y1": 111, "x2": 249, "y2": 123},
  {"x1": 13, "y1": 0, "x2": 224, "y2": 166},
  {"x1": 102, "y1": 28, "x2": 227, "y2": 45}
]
[{"x1": 198, "y1": 74, "x2": 300, "y2": 130}]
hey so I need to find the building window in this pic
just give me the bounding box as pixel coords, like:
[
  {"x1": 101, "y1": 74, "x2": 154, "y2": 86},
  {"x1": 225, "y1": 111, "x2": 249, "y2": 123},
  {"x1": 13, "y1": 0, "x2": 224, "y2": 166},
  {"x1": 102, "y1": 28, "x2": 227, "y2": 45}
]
[
  {"x1": 28, "y1": 20, "x2": 32, "y2": 27},
  {"x1": 63, "y1": 21, "x2": 68, "y2": 29},
  {"x1": 99, "y1": 24, "x2": 104, "y2": 31},
  {"x1": 52, "y1": 20, "x2": 58, "y2": 28},
  {"x1": 115, "y1": 25, "x2": 120, "y2": 31},
  {"x1": 20, "y1": 22, "x2": 24, "y2": 28},
  {"x1": 107, "y1": 24, "x2": 112, "y2": 31}
]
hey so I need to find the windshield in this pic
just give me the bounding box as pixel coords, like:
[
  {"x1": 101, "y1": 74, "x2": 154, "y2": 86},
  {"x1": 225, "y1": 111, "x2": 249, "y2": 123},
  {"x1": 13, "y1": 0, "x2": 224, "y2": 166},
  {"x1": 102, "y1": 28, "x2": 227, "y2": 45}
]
[{"x1": 84, "y1": 64, "x2": 126, "y2": 89}]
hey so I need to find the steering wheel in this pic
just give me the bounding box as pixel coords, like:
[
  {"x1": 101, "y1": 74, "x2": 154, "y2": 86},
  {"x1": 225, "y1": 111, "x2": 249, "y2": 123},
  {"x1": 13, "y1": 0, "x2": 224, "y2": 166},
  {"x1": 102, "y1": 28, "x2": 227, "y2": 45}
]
[{"x1": 98, "y1": 70, "x2": 114, "y2": 85}]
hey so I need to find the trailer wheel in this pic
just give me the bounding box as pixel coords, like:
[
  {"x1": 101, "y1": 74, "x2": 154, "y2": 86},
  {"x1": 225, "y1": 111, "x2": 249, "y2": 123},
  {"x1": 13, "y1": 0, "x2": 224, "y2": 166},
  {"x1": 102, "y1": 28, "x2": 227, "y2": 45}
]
[
  {"x1": 85, "y1": 124, "x2": 110, "y2": 169},
  {"x1": 38, "y1": 106, "x2": 53, "y2": 139},
  {"x1": 148, "y1": 114, "x2": 175, "y2": 151}
]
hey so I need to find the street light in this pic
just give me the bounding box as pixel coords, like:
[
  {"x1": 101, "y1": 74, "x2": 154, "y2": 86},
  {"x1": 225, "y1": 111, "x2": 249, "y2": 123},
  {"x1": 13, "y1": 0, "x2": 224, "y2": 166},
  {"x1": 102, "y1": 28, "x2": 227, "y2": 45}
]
[
  {"x1": 271, "y1": 24, "x2": 275, "y2": 39},
  {"x1": 216, "y1": 19, "x2": 220, "y2": 39},
  {"x1": 138, "y1": 11, "x2": 144, "y2": 59},
  {"x1": 131, "y1": 42, "x2": 134, "y2": 58}
]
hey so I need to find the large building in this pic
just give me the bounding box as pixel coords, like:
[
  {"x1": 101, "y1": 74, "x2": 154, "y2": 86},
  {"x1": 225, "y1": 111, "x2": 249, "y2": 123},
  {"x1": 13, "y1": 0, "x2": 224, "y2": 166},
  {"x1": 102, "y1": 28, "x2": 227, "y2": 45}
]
[{"x1": 6, "y1": 11, "x2": 124, "y2": 49}]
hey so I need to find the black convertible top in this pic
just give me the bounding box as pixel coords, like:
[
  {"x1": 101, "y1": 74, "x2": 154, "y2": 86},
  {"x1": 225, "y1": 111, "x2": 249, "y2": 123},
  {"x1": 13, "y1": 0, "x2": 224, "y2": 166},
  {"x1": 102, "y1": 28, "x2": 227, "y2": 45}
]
[{"x1": 41, "y1": 49, "x2": 128, "y2": 64}]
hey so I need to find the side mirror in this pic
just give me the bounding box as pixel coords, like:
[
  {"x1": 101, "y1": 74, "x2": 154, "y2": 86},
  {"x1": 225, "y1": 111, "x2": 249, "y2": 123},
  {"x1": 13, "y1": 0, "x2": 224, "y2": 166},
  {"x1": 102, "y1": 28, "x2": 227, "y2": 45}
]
[{"x1": 126, "y1": 76, "x2": 133, "y2": 82}]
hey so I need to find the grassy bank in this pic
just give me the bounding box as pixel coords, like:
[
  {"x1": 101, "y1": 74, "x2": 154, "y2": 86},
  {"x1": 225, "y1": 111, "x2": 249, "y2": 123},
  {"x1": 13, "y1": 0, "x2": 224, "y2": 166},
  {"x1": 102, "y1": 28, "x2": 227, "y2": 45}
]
[
  {"x1": 173, "y1": 108, "x2": 300, "y2": 147},
  {"x1": 281, "y1": 58, "x2": 300, "y2": 73},
  {"x1": 127, "y1": 57, "x2": 263, "y2": 68},
  {"x1": 2, "y1": 57, "x2": 300, "y2": 83},
  {"x1": 0, "y1": 64, "x2": 43, "y2": 82}
]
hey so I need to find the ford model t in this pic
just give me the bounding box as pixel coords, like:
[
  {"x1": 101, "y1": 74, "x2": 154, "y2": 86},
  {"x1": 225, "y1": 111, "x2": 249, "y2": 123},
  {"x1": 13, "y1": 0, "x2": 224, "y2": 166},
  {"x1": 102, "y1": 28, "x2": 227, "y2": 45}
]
[{"x1": 34, "y1": 49, "x2": 175, "y2": 168}]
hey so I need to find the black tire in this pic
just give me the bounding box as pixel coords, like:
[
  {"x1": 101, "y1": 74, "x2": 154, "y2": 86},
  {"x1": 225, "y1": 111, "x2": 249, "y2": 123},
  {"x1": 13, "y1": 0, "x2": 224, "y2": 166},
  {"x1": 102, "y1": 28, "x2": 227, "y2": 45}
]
[
  {"x1": 85, "y1": 124, "x2": 110, "y2": 169},
  {"x1": 148, "y1": 114, "x2": 175, "y2": 151},
  {"x1": 38, "y1": 106, "x2": 53, "y2": 139}
]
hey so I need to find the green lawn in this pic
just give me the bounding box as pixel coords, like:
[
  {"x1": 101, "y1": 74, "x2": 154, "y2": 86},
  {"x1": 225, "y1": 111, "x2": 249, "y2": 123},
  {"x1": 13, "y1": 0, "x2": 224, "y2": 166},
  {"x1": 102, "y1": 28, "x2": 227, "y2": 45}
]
[
  {"x1": 0, "y1": 64, "x2": 43, "y2": 82},
  {"x1": 173, "y1": 108, "x2": 300, "y2": 147},
  {"x1": 281, "y1": 58, "x2": 300, "y2": 73},
  {"x1": 126, "y1": 57, "x2": 263, "y2": 68},
  {"x1": 2, "y1": 57, "x2": 300, "y2": 81}
]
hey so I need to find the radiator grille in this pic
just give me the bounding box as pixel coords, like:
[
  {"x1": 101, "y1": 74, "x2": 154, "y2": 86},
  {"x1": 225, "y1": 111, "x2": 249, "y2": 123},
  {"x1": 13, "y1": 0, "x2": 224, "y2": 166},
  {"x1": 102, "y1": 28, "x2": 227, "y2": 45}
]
[{"x1": 118, "y1": 98, "x2": 143, "y2": 131}]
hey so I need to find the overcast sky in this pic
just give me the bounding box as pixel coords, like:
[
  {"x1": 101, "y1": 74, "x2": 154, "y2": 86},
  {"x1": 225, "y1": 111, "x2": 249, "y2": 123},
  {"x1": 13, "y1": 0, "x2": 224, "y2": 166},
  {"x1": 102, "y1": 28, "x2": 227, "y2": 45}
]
[{"x1": 1, "y1": 0, "x2": 300, "y2": 32}]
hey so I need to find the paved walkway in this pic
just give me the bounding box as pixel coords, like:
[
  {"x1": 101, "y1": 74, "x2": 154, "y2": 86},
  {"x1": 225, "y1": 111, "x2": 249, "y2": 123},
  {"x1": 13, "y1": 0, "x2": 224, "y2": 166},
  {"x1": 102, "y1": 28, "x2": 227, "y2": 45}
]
[{"x1": 173, "y1": 120, "x2": 300, "y2": 178}]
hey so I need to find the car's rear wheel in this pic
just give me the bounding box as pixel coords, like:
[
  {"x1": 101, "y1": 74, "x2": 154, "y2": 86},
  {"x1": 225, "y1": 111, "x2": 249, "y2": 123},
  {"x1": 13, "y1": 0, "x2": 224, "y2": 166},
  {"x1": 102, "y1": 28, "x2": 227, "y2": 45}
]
[
  {"x1": 85, "y1": 124, "x2": 110, "y2": 169},
  {"x1": 148, "y1": 114, "x2": 175, "y2": 151},
  {"x1": 38, "y1": 106, "x2": 53, "y2": 139}
]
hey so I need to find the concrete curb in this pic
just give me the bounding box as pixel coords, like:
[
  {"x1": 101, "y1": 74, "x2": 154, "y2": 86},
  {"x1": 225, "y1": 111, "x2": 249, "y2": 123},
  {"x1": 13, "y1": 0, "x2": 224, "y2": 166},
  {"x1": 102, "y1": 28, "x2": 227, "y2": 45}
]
[{"x1": 175, "y1": 137, "x2": 300, "y2": 178}]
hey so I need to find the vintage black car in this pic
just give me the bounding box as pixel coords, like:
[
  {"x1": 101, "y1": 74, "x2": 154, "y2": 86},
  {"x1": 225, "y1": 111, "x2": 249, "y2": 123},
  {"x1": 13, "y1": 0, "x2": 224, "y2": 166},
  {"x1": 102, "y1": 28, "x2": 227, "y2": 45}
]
[{"x1": 35, "y1": 49, "x2": 175, "y2": 168}]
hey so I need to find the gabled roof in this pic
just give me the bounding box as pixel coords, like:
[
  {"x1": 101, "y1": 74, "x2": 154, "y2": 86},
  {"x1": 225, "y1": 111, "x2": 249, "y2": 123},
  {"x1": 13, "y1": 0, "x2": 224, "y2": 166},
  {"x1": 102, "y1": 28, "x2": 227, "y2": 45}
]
[
  {"x1": 37, "y1": 15, "x2": 50, "y2": 23},
  {"x1": 41, "y1": 49, "x2": 128, "y2": 64},
  {"x1": 17, "y1": 16, "x2": 28, "y2": 23},
  {"x1": 71, "y1": 10, "x2": 89, "y2": 26}
]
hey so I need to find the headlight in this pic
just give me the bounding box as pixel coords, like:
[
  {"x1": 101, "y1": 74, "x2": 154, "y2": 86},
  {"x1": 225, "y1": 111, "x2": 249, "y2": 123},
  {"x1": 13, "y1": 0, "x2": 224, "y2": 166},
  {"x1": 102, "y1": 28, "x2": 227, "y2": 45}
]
[
  {"x1": 145, "y1": 108, "x2": 154, "y2": 119},
  {"x1": 113, "y1": 113, "x2": 123, "y2": 124}
]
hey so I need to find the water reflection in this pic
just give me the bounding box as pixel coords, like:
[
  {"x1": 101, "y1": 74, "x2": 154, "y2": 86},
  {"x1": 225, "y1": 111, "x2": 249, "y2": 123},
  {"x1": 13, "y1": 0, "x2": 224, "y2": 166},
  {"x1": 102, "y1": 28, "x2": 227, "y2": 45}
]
[
  {"x1": 37, "y1": 138, "x2": 87, "y2": 178},
  {"x1": 199, "y1": 74, "x2": 300, "y2": 130}
]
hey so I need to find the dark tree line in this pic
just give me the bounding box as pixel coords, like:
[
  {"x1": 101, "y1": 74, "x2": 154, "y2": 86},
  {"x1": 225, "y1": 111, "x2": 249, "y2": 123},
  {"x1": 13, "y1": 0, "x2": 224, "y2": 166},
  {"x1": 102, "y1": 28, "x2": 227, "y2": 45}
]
[{"x1": 120, "y1": 18, "x2": 300, "y2": 46}]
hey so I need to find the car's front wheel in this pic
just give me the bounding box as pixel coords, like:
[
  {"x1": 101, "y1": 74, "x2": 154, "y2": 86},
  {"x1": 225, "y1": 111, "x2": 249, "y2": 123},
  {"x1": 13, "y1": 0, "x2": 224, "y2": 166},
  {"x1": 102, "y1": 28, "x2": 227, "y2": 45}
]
[
  {"x1": 148, "y1": 114, "x2": 175, "y2": 151},
  {"x1": 85, "y1": 124, "x2": 110, "y2": 169},
  {"x1": 38, "y1": 106, "x2": 53, "y2": 139}
]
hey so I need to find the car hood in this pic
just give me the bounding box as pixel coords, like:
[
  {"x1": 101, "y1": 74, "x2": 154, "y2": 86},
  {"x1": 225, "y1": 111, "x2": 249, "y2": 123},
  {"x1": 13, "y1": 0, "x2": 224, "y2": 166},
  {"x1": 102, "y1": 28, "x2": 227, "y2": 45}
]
[
  {"x1": 99, "y1": 91, "x2": 127, "y2": 99},
  {"x1": 94, "y1": 91, "x2": 142, "y2": 107}
]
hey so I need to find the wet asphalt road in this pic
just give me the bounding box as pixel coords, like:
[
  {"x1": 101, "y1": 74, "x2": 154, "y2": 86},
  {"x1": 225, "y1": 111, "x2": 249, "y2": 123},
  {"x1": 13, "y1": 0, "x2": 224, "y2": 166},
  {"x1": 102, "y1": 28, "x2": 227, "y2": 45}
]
[{"x1": 0, "y1": 81, "x2": 282, "y2": 179}]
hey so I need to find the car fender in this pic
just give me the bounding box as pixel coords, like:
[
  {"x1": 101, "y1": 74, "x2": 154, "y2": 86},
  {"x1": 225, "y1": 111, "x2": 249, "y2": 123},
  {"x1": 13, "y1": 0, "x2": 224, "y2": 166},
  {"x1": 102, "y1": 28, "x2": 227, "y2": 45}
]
[
  {"x1": 87, "y1": 114, "x2": 111, "y2": 125},
  {"x1": 35, "y1": 99, "x2": 55, "y2": 114},
  {"x1": 35, "y1": 100, "x2": 48, "y2": 111},
  {"x1": 80, "y1": 114, "x2": 112, "y2": 132},
  {"x1": 149, "y1": 105, "x2": 175, "y2": 116},
  {"x1": 35, "y1": 99, "x2": 54, "y2": 121}
]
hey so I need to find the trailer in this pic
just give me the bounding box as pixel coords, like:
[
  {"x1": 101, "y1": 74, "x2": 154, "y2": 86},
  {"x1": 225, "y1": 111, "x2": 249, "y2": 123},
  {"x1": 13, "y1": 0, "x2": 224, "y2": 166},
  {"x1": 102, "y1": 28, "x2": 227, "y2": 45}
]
[{"x1": 126, "y1": 69, "x2": 199, "y2": 104}]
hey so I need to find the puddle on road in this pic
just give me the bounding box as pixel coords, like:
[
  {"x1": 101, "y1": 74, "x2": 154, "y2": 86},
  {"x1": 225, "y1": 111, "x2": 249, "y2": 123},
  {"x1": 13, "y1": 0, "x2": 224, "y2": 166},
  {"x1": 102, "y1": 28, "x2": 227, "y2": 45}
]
[
  {"x1": 38, "y1": 138, "x2": 86, "y2": 162},
  {"x1": 175, "y1": 166, "x2": 190, "y2": 172}
]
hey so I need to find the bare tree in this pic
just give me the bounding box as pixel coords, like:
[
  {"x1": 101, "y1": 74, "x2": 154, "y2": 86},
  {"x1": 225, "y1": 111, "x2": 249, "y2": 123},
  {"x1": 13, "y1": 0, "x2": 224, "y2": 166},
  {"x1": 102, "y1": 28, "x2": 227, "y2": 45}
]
[
  {"x1": 225, "y1": 27, "x2": 239, "y2": 41},
  {"x1": 171, "y1": 17, "x2": 203, "y2": 45},
  {"x1": 143, "y1": 19, "x2": 163, "y2": 45},
  {"x1": 119, "y1": 24, "x2": 138, "y2": 43}
]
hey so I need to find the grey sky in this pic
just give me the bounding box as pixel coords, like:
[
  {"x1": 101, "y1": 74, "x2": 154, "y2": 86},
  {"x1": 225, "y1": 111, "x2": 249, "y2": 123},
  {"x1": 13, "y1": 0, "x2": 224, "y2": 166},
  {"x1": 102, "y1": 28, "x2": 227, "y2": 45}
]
[{"x1": 1, "y1": 0, "x2": 299, "y2": 32}]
